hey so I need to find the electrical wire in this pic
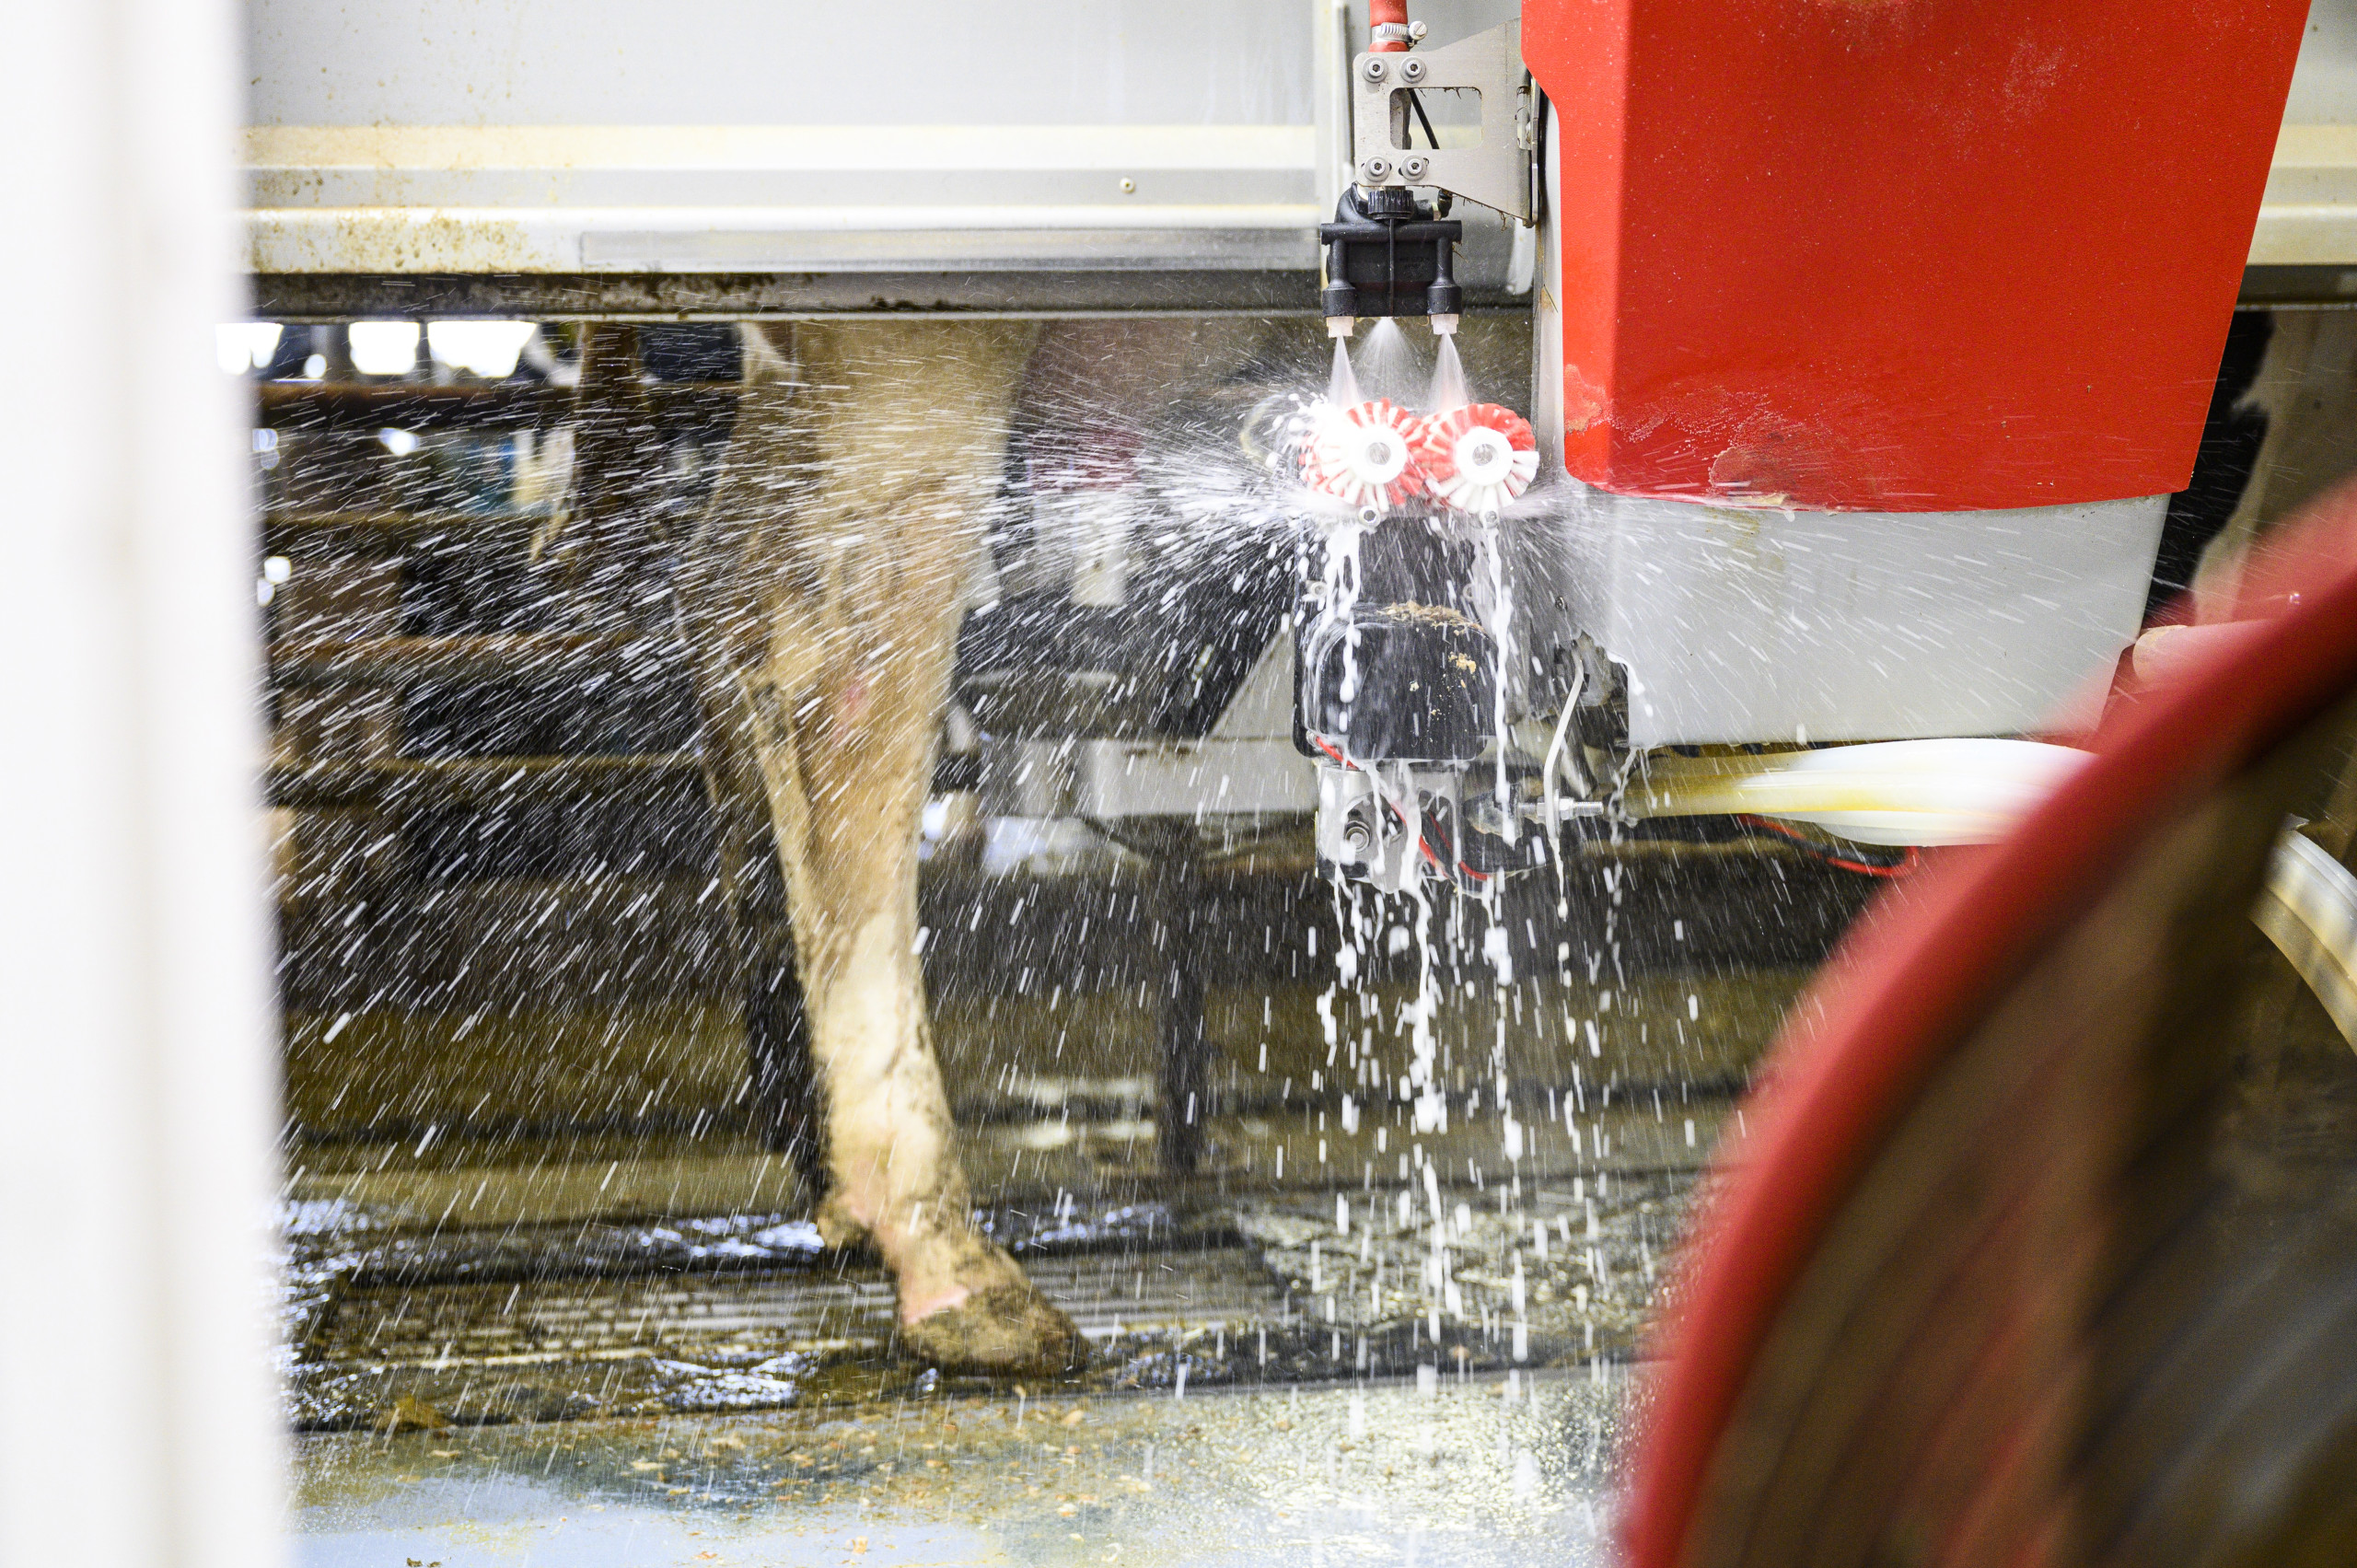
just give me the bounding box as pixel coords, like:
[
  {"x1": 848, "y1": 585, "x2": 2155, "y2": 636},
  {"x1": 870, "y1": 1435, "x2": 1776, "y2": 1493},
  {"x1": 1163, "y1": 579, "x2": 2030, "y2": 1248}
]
[
  {"x1": 1309, "y1": 733, "x2": 1491, "y2": 884},
  {"x1": 1410, "y1": 89, "x2": 1442, "y2": 151},
  {"x1": 1736, "y1": 814, "x2": 1922, "y2": 878}
]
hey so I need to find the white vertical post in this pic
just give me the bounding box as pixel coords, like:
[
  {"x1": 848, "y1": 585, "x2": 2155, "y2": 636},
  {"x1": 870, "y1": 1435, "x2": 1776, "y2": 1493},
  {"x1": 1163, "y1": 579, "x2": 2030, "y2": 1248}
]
[{"x1": 0, "y1": 1, "x2": 284, "y2": 1566}]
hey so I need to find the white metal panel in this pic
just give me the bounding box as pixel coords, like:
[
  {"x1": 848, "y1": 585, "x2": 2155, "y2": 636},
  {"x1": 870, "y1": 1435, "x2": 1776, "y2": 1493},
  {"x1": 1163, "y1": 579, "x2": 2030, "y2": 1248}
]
[
  {"x1": 1208, "y1": 632, "x2": 1300, "y2": 741},
  {"x1": 2255, "y1": 123, "x2": 2357, "y2": 266},
  {"x1": 1528, "y1": 487, "x2": 2166, "y2": 749},
  {"x1": 2257, "y1": 0, "x2": 2357, "y2": 264},
  {"x1": 238, "y1": 0, "x2": 1538, "y2": 280},
  {"x1": 244, "y1": 123, "x2": 1318, "y2": 207},
  {"x1": 246, "y1": 0, "x2": 1318, "y2": 128},
  {"x1": 1074, "y1": 739, "x2": 1317, "y2": 818},
  {"x1": 244, "y1": 0, "x2": 1331, "y2": 274},
  {"x1": 2, "y1": 5, "x2": 284, "y2": 1568},
  {"x1": 1070, "y1": 633, "x2": 1316, "y2": 819},
  {"x1": 242, "y1": 123, "x2": 1323, "y2": 273}
]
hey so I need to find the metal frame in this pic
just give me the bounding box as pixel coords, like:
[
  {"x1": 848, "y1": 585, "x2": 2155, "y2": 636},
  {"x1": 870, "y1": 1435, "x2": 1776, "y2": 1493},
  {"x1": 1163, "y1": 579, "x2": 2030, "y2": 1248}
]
[{"x1": 1349, "y1": 21, "x2": 1533, "y2": 221}]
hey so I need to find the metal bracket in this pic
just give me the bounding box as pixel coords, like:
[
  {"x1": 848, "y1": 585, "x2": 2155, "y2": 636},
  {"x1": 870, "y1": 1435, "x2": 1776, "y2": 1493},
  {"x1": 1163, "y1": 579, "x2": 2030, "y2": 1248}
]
[{"x1": 1350, "y1": 21, "x2": 1532, "y2": 224}]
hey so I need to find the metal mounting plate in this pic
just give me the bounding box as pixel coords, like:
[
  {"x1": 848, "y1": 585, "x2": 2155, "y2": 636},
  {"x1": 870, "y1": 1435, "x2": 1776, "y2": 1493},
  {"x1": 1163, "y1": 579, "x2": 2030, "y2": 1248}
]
[{"x1": 1351, "y1": 22, "x2": 1532, "y2": 223}]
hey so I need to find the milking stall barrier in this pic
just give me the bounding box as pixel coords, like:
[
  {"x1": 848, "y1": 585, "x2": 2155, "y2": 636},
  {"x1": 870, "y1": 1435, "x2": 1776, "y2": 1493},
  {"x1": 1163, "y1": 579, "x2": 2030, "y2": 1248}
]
[{"x1": 14, "y1": 1, "x2": 2357, "y2": 1565}]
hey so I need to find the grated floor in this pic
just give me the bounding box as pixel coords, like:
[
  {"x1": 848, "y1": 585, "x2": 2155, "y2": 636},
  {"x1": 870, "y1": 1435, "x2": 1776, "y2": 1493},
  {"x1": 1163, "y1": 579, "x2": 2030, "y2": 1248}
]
[{"x1": 323, "y1": 1247, "x2": 1292, "y2": 1368}]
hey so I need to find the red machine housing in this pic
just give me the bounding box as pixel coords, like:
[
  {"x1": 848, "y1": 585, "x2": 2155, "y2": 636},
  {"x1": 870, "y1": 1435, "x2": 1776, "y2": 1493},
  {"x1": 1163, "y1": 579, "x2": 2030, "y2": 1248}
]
[{"x1": 1521, "y1": 0, "x2": 2309, "y2": 513}]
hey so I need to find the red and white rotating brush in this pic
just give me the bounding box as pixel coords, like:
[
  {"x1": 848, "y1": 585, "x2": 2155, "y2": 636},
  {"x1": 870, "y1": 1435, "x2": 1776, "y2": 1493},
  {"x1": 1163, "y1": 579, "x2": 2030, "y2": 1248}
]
[
  {"x1": 1299, "y1": 398, "x2": 1426, "y2": 515},
  {"x1": 1413, "y1": 403, "x2": 1539, "y2": 518}
]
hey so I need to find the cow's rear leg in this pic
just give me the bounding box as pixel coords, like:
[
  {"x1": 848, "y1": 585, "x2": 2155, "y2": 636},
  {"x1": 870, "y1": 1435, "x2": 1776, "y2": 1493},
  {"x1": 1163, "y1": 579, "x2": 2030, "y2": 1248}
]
[
  {"x1": 697, "y1": 319, "x2": 1080, "y2": 1371},
  {"x1": 804, "y1": 908, "x2": 1079, "y2": 1370}
]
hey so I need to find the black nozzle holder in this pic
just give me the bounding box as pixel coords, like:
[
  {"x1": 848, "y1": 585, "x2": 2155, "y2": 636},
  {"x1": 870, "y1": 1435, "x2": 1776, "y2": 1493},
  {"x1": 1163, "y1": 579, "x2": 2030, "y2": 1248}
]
[
  {"x1": 1319, "y1": 187, "x2": 1462, "y2": 320},
  {"x1": 1426, "y1": 238, "x2": 1460, "y2": 319}
]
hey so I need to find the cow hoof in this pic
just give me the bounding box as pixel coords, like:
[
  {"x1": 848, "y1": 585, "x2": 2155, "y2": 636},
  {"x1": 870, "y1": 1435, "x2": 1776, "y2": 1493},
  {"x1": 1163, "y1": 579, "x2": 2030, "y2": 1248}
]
[{"x1": 901, "y1": 1282, "x2": 1087, "y2": 1375}]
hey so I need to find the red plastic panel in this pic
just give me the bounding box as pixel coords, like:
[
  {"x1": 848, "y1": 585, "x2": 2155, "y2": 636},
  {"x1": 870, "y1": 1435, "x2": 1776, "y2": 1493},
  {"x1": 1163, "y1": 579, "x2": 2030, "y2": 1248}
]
[{"x1": 1523, "y1": 0, "x2": 2306, "y2": 513}]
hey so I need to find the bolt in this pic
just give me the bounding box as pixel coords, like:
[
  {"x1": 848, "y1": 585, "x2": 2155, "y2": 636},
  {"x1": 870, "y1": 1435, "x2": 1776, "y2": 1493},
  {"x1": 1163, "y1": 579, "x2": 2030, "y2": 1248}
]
[
  {"x1": 1362, "y1": 57, "x2": 1388, "y2": 83},
  {"x1": 1401, "y1": 157, "x2": 1429, "y2": 180},
  {"x1": 1410, "y1": 19, "x2": 1429, "y2": 40},
  {"x1": 1362, "y1": 157, "x2": 1391, "y2": 181},
  {"x1": 1118, "y1": 177, "x2": 1135, "y2": 193},
  {"x1": 1400, "y1": 57, "x2": 1426, "y2": 83}
]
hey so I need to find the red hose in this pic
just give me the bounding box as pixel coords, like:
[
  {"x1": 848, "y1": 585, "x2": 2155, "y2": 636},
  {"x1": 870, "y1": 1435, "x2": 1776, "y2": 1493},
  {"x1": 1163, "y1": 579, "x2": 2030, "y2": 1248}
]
[
  {"x1": 1368, "y1": 0, "x2": 1411, "y2": 52},
  {"x1": 1620, "y1": 478, "x2": 2357, "y2": 1567}
]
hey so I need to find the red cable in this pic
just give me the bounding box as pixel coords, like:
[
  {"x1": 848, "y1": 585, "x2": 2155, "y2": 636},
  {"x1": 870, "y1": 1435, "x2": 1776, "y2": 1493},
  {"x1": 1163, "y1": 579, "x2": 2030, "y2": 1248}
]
[
  {"x1": 1737, "y1": 814, "x2": 1922, "y2": 878},
  {"x1": 1309, "y1": 733, "x2": 1490, "y2": 882}
]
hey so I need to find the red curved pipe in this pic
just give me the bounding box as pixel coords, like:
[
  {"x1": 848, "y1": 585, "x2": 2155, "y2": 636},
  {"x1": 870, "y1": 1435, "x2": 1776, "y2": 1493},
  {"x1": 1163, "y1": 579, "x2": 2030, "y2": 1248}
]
[
  {"x1": 1369, "y1": 0, "x2": 1411, "y2": 52},
  {"x1": 1620, "y1": 477, "x2": 2357, "y2": 1568}
]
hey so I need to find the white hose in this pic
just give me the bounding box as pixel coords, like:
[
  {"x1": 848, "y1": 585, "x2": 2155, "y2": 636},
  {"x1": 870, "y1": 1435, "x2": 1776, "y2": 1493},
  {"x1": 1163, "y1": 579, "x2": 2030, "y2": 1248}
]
[
  {"x1": 2257, "y1": 829, "x2": 2357, "y2": 1048},
  {"x1": 1623, "y1": 738, "x2": 2087, "y2": 846},
  {"x1": 1613, "y1": 735, "x2": 2357, "y2": 1050}
]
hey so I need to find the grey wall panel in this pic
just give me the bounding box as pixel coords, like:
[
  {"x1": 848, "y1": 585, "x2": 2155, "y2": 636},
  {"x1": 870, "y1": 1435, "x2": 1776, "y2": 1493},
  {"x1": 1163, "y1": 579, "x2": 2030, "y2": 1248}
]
[
  {"x1": 247, "y1": 0, "x2": 1316, "y2": 127},
  {"x1": 238, "y1": 1, "x2": 1547, "y2": 296}
]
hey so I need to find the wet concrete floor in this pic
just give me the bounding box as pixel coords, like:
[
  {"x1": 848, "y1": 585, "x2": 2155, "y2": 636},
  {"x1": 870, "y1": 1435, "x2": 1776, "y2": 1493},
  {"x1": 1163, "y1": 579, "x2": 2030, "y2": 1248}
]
[
  {"x1": 284, "y1": 1169, "x2": 1684, "y2": 1563},
  {"x1": 285, "y1": 1174, "x2": 1690, "y2": 1432},
  {"x1": 295, "y1": 1368, "x2": 1630, "y2": 1568}
]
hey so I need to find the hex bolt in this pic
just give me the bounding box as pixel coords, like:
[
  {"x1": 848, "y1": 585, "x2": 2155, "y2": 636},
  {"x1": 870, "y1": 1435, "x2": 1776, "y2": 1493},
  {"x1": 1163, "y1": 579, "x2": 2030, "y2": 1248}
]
[
  {"x1": 1362, "y1": 57, "x2": 1387, "y2": 83},
  {"x1": 1401, "y1": 157, "x2": 1429, "y2": 180},
  {"x1": 1362, "y1": 157, "x2": 1391, "y2": 181},
  {"x1": 1400, "y1": 57, "x2": 1426, "y2": 83}
]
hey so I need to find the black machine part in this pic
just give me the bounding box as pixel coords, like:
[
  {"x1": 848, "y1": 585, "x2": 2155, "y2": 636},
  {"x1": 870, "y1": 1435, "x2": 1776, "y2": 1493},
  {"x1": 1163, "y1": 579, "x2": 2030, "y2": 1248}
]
[
  {"x1": 1294, "y1": 516, "x2": 1496, "y2": 765},
  {"x1": 1299, "y1": 601, "x2": 1496, "y2": 765},
  {"x1": 1320, "y1": 186, "x2": 1463, "y2": 320}
]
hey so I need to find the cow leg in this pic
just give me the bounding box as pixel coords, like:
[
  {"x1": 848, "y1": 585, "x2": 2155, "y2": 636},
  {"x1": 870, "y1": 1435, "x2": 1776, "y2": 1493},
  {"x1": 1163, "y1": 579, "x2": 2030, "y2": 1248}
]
[
  {"x1": 684, "y1": 636, "x2": 828, "y2": 1191},
  {"x1": 689, "y1": 319, "x2": 1080, "y2": 1371}
]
